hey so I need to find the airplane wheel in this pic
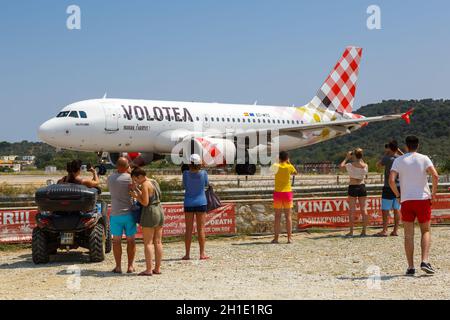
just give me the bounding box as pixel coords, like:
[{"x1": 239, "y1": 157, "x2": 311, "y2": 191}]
[
  {"x1": 246, "y1": 164, "x2": 257, "y2": 175},
  {"x1": 235, "y1": 164, "x2": 256, "y2": 175}
]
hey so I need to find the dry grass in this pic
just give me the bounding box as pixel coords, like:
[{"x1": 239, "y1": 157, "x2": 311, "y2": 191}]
[{"x1": 0, "y1": 182, "x2": 41, "y2": 197}]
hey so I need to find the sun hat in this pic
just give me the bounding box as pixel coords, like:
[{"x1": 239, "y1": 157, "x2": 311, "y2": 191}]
[{"x1": 189, "y1": 154, "x2": 202, "y2": 165}]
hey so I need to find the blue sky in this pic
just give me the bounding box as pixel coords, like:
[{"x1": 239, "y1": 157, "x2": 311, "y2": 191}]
[{"x1": 1, "y1": 0, "x2": 449, "y2": 142}]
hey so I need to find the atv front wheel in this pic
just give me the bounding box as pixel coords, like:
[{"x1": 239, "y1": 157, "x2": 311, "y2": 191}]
[
  {"x1": 32, "y1": 228, "x2": 49, "y2": 264},
  {"x1": 88, "y1": 223, "x2": 106, "y2": 262}
]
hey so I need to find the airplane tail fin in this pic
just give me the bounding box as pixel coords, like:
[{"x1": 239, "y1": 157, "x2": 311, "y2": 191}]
[{"x1": 308, "y1": 46, "x2": 363, "y2": 115}]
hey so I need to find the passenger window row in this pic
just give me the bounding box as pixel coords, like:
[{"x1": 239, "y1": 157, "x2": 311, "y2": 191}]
[
  {"x1": 194, "y1": 116, "x2": 303, "y2": 125},
  {"x1": 56, "y1": 110, "x2": 301, "y2": 125}
]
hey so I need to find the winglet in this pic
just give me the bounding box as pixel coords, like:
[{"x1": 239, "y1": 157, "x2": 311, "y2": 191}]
[{"x1": 401, "y1": 108, "x2": 414, "y2": 124}]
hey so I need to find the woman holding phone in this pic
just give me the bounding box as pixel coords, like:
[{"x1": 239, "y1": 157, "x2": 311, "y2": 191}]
[
  {"x1": 340, "y1": 148, "x2": 369, "y2": 237},
  {"x1": 129, "y1": 168, "x2": 164, "y2": 276},
  {"x1": 58, "y1": 160, "x2": 100, "y2": 188}
]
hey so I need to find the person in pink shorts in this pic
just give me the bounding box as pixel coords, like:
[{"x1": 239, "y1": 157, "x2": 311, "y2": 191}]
[{"x1": 271, "y1": 151, "x2": 297, "y2": 244}]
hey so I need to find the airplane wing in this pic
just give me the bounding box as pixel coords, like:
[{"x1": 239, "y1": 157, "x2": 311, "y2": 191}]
[
  {"x1": 278, "y1": 113, "x2": 404, "y2": 137},
  {"x1": 207, "y1": 110, "x2": 413, "y2": 140},
  {"x1": 282, "y1": 109, "x2": 413, "y2": 136},
  {"x1": 163, "y1": 110, "x2": 413, "y2": 143}
]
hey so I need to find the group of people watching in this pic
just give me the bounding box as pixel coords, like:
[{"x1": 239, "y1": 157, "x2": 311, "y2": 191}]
[
  {"x1": 336, "y1": 140, "x2": 405, "y2": 238},
  {"x1": 337, "y1": 136, "x2": 439, "y2": 275},
  {"x1": 270, "y1": 135, "x2": 439, "y2": 275},
  {"x1": 59, "y1": 154, "x2": 210, "y2": 276},
  {"x1": 106, "y1": 155, "x2": 210, "y2": 276},
  {"x1": 106, "y1": 159, "x2": 165, "y2": 276},
  {"x1": 59, "y1": 134, "x2": 439, "y2": 276}
]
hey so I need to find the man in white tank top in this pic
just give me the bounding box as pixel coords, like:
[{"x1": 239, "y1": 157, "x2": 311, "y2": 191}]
[{"x1": 389, "y1": 136, "x2": 439, "y2": 276}]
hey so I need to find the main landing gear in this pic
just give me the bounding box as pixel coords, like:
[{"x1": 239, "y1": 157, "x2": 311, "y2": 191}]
[{"x1": 235, "y1": 164, "x2": 257, "y2": 175}]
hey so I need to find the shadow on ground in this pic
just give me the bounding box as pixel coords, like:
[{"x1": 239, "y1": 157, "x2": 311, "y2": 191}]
[
  {"x1": 308, "y1": 234, "x2": 385, "y2": 240},
  {"x1": 337, "y1": 274, "x2": 432, "y2": 281},
  {"x1": 231, "y1": 241, "x2": 275, "y2": 246},
  {"x1": 0, "y1": 251, "x2": 91, "y2": 269}
]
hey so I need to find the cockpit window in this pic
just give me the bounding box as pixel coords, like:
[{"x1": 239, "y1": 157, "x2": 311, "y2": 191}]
[
  {"x1": 56, "y1": 111, "x2": 70, "y2": 118},
  {"x1": 79, "y1": 111, "x2": 87, "y2": 118},
  {"x1": 69, "y1": 111, "x2": 79, "y2": 118}
]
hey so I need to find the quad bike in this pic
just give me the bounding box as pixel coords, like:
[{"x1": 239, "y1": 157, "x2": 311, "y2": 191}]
[{"x1": 32, "y1": 183, "x2": 112, "y2": 264}]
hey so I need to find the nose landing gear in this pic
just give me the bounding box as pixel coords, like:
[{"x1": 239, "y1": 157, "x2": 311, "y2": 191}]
[
  {"x1": 94, "y1": 152, "x2": 108, "y2": 176},
  {"x1": 95, "y1": 164, "x2": 107, "y2": 176}
]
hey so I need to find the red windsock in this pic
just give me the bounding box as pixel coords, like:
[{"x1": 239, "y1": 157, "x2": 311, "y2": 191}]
[{"x1": 401, "y1": 108, "x2": 414, "y2": 124}]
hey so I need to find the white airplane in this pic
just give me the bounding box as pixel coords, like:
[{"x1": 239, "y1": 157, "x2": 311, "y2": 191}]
[{"x1": 38, "y1": 46, "x2": 412, "y2": 175}]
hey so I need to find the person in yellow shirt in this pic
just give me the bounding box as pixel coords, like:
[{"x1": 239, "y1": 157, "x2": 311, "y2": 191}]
[{"x1": 271, "y1": 151, "x2": 297, "y2": 244}]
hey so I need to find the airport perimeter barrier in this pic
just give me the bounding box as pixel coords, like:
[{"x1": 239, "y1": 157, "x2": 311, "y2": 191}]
[
  {"x1": 3, "y1": 182, "x2": 449, "y2": 207},
  {"x1": 1, "y1": 193, "x2": 450, "y2": 244}
]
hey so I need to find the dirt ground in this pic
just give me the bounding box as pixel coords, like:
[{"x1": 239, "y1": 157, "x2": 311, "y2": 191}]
[{"x1": 1, "y1": 226, "x2": 450, "y2": 300}]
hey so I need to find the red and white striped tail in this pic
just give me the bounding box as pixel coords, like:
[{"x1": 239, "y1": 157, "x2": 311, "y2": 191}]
[{"x1": 309, "y1": 46, "x2": 362, "y2": 114}]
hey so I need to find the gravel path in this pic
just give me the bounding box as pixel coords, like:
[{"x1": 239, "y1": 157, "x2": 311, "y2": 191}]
[{"x1": 1, "y1": 226, "x2": 450, "y2": 300}]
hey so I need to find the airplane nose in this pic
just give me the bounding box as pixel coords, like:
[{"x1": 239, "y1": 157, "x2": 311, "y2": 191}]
[{"x1": 38, "y1": 120, "x2": 56, "y2": 142}]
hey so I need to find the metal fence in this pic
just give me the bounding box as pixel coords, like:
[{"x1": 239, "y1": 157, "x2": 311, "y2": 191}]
[{"x1": 2, "y1": 183, "x2": 450, "y2": 208}]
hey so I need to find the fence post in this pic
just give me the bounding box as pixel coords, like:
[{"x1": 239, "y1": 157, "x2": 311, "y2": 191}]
[
  {"x1": 337, "y1": 175, "x2": 339, "y2": 185},
  {"x1": 237, "y1": 178, "x2": 240, "y2": 188}
]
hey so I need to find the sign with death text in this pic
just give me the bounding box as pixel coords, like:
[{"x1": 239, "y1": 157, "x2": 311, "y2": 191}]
[
  {"x1": 0, "y1": 203, "x2": 236, "y2": 244},
  {"x1": 297, "y1": 194, "x2": 450, "y2": 229},
  {"x1": 142, "y1": 203, "x2": 236, "y2": 237}
]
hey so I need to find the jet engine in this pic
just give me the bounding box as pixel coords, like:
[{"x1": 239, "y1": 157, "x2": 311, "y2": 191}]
[
  {"x1": 181, "y1": 137, "x2": 236, "y2": 167},
  {"x1": 107, "y1": 152, "x2": 165, "y2": 167}
]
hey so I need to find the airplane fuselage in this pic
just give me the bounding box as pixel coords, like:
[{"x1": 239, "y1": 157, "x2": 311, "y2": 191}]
[
  {"x1": 41, "y1": 46, "x2": 407, "y2": 167},
  {"x1": 38, "y1": 98, "x2": 360, "y2": 154}
]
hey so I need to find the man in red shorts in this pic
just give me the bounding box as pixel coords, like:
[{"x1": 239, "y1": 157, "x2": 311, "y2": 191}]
[{"x1": 389, "y1": 136, "x2": 439, "y2": 276}]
